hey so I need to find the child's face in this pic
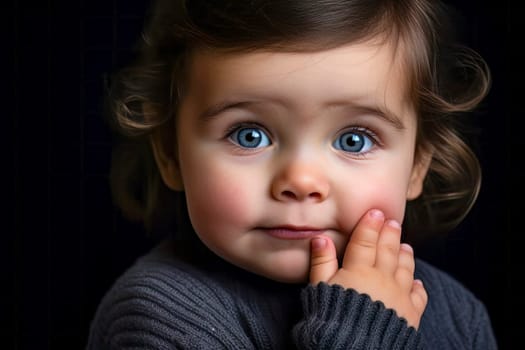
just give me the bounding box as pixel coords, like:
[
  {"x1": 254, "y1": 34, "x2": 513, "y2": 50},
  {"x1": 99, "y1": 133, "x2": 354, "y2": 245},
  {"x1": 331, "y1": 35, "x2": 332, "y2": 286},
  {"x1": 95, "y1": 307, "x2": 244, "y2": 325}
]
[{"x1": 157, "y1": 42, "x2": 429, "y2": 283}]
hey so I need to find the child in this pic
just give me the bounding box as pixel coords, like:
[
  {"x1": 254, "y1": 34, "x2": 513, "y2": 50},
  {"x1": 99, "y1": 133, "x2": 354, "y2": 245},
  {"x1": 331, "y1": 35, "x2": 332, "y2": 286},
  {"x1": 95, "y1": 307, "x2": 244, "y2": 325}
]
[{"x1": 87, "y1": 0, "x2": 497, "y2": 348}]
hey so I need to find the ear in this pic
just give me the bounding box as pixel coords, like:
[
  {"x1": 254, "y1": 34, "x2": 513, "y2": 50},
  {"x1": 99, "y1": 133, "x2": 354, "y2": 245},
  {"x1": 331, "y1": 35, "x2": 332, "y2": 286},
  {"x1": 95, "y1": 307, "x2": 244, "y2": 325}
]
[
  {"x1": 406, "y1": 148, "x2": 433, "y2": 200},
  {"x1": 150, "y1": 129, "x2": 184, "y2": 192}
]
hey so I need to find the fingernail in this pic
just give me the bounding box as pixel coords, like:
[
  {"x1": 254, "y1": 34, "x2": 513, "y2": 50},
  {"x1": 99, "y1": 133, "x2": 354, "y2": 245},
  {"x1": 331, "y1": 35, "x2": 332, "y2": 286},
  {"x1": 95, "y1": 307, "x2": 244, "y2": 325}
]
[
  {"x1": 400, "y1": 243, "x2": 413, "y2": 252},
  {"x1": 311, "y1": 237, "x2": 327, "y2": 250},
  {"x1": 369, "y1": 209, "x2": 384, "y2": 219},
  {"x1": 387, "y1": 219, "x2": 401, "y2": 229}
]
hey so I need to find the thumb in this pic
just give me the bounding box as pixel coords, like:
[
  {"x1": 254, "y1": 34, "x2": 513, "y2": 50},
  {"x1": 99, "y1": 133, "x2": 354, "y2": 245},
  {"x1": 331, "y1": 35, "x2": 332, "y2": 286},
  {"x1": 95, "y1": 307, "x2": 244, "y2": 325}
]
[{"x1": 309, "y1": 235, "x2": 338, "y2": 285}]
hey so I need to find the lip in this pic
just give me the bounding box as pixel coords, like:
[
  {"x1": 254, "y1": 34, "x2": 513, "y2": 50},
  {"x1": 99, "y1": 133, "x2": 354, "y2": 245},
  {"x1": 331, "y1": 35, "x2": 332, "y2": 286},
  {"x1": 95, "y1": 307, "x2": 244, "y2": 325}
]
[{"x1": 259, "y1": 226, "x2": 325, "y2": 240}]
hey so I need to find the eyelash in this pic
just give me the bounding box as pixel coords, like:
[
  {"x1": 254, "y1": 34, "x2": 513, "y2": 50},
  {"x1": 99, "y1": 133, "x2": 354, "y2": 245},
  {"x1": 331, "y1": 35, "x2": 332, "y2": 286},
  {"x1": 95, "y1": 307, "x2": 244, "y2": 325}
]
[{"x1": 225, "y1": 122, "x2": 270, "y2": 136}]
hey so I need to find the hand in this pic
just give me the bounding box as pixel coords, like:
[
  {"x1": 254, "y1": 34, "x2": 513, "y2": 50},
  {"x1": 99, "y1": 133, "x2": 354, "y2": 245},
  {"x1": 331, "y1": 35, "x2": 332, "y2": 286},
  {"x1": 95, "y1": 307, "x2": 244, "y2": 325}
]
[{"x1": 309, "y1": 209, "x2": 428, "y2": 329}]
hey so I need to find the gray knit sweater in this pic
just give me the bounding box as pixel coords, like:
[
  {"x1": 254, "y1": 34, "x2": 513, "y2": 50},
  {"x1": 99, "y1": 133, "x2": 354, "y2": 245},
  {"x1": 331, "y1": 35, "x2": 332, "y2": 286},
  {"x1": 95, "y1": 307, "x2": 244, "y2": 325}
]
[{"x1": 86, "y1": 240, "x2": 498, "y2": 349}]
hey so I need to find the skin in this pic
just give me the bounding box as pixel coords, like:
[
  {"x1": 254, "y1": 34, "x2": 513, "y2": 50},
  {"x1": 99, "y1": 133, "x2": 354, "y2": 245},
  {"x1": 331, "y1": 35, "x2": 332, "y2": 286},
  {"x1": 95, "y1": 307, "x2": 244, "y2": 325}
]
[{"x1": 152, "y1": 41, "x2": 430, "y2": 328}]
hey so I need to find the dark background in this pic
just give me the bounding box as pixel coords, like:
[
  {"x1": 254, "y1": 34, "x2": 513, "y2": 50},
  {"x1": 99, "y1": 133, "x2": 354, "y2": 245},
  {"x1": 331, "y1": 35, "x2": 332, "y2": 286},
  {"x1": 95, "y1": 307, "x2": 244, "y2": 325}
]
[{"x1": 6, "y1": 0, "x2": 519, "y2": 349}]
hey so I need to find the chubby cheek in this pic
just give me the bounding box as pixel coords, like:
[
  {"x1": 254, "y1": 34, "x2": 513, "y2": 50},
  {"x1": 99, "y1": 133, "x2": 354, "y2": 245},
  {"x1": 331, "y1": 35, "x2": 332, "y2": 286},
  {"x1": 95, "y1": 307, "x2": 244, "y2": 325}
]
[
  {"x1": 334, "y1": 171, "x2": 409, "y2": 254},
  {"x1": 182, "y1": 162, "x2": 258, "y2": 242},
  {"x1": 360, "y1": 165, "x2": 412, "y2": 221},
  {"x1": 366, "y1": 185, "x2": 407, "y2": 222}
]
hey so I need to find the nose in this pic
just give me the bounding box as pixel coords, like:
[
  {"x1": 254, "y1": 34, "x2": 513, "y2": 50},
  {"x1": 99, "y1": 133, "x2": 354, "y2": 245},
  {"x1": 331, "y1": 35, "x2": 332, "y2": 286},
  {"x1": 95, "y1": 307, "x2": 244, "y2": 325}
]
[{"x1": 271, "y1": 160, "x2": 330, "y2": 202}]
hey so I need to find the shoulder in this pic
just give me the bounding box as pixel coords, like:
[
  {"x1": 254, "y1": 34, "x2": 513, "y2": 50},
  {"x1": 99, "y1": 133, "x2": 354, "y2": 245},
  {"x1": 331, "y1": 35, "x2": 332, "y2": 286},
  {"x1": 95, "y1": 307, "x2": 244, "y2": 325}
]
[
  {"x1": 98, "y1": 242, "x2": 231, "y2": 310},
  {"x1": 414, "y1": 258, "x2": 483, "y2": 309},
  {"x1": 86, "y1": 242, "x2": 250, "y2": 349},
  {"x1": 414, "y1": 258, "x2": 497, "y2": 348}
]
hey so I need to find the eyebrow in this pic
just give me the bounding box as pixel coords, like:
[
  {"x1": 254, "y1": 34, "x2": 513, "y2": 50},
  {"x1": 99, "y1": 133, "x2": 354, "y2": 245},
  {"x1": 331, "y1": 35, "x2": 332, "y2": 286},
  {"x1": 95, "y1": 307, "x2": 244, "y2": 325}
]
[
  {"x1": 200, "y1": 100, "x2": 259, "y2": 121},
  {"x1": 199, "y1": 99, "x2": 406, "y2": 130},
  {"x1": 340, "y1": 103, "x2": 406, "y2": 130}
]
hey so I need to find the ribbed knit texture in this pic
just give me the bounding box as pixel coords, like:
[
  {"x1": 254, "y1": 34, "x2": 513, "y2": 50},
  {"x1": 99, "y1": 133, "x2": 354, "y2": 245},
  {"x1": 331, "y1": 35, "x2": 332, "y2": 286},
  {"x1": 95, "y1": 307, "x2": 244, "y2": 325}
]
[
  {"x1": 293, "y1": 284, "x2": 419, "y2": 349},
  {"x1": 86, "y1": 240, "x2": 498, "y2": 349}
]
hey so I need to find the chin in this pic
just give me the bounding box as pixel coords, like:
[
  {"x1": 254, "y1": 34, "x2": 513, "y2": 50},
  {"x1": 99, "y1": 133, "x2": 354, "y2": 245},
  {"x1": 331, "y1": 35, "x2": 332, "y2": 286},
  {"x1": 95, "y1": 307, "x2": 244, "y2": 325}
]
[
  {"x1": 269, "y1": 273, "x2": 309, "y2": 284},
  {"x1": 224, "y1": 248, "x2": 313, "y2": 284},
  {"x1": 254, "y1": 263, "x2": 310, "y2": 284}
]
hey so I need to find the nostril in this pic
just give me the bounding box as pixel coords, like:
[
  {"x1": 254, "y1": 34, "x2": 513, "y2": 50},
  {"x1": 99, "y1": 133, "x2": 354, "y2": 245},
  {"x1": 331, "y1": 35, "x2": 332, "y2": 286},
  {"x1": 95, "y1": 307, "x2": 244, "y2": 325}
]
[
  {"x1": 308, "y1": 192, "x2": 322, "y2": 200},
  {"x1": 282, "y1": 190, "x2": 297, "y2": 199},
  {"x1": 281, "y1": 190, "x2": 323, "y2": 201}
]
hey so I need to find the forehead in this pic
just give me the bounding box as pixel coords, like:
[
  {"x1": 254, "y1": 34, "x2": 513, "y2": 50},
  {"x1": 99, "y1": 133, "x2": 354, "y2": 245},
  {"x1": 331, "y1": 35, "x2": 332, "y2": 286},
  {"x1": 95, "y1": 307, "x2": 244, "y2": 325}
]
[{"x1": 183, "y1": 41, "x2": 414, "y2": 123}]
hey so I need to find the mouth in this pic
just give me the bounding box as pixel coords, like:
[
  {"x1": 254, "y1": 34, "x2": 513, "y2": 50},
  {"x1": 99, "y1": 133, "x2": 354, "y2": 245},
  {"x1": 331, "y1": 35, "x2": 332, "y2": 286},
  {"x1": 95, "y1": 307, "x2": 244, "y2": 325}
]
[{"x1": 258, "y1": 225, "x2": 326, "y2": 240}]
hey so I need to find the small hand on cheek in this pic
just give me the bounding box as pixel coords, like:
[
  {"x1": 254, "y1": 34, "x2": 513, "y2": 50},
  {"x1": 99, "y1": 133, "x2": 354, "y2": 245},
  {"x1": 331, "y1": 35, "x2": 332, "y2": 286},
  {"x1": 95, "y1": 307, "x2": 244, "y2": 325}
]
[{"x1": 308, "y1": 209, "x2": 428, "y2": 329}]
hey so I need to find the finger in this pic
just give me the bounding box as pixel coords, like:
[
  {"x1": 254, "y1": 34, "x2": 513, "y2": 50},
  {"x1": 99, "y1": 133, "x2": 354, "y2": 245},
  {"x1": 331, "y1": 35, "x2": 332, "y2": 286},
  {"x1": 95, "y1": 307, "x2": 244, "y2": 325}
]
[
  {"x1": 342, "y1": 209, "x2": 384, "y2": 268},
  {"x1": 375, "y1": 219, "x2": 402, "y2": 273},
  {"x1": 395, "y1": 243, "x2": 416, "y2": 289},
  {"x1": 309, "y1": 235, "x2": 338, "y2": 285},
  {"x1": 410, "y1": 279, "x2": 428, "y2": 316}
]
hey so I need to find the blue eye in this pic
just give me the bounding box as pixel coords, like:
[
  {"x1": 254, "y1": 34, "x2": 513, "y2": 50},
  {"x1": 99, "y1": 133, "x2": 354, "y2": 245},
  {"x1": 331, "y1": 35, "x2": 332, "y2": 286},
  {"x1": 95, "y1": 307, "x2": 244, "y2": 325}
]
[
  {"x1": 333, "y1": 131, "x2": 374, "y2": 153},
  {"x1": 230, "y1": 127, "x2": 271, "y2": 148}
]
